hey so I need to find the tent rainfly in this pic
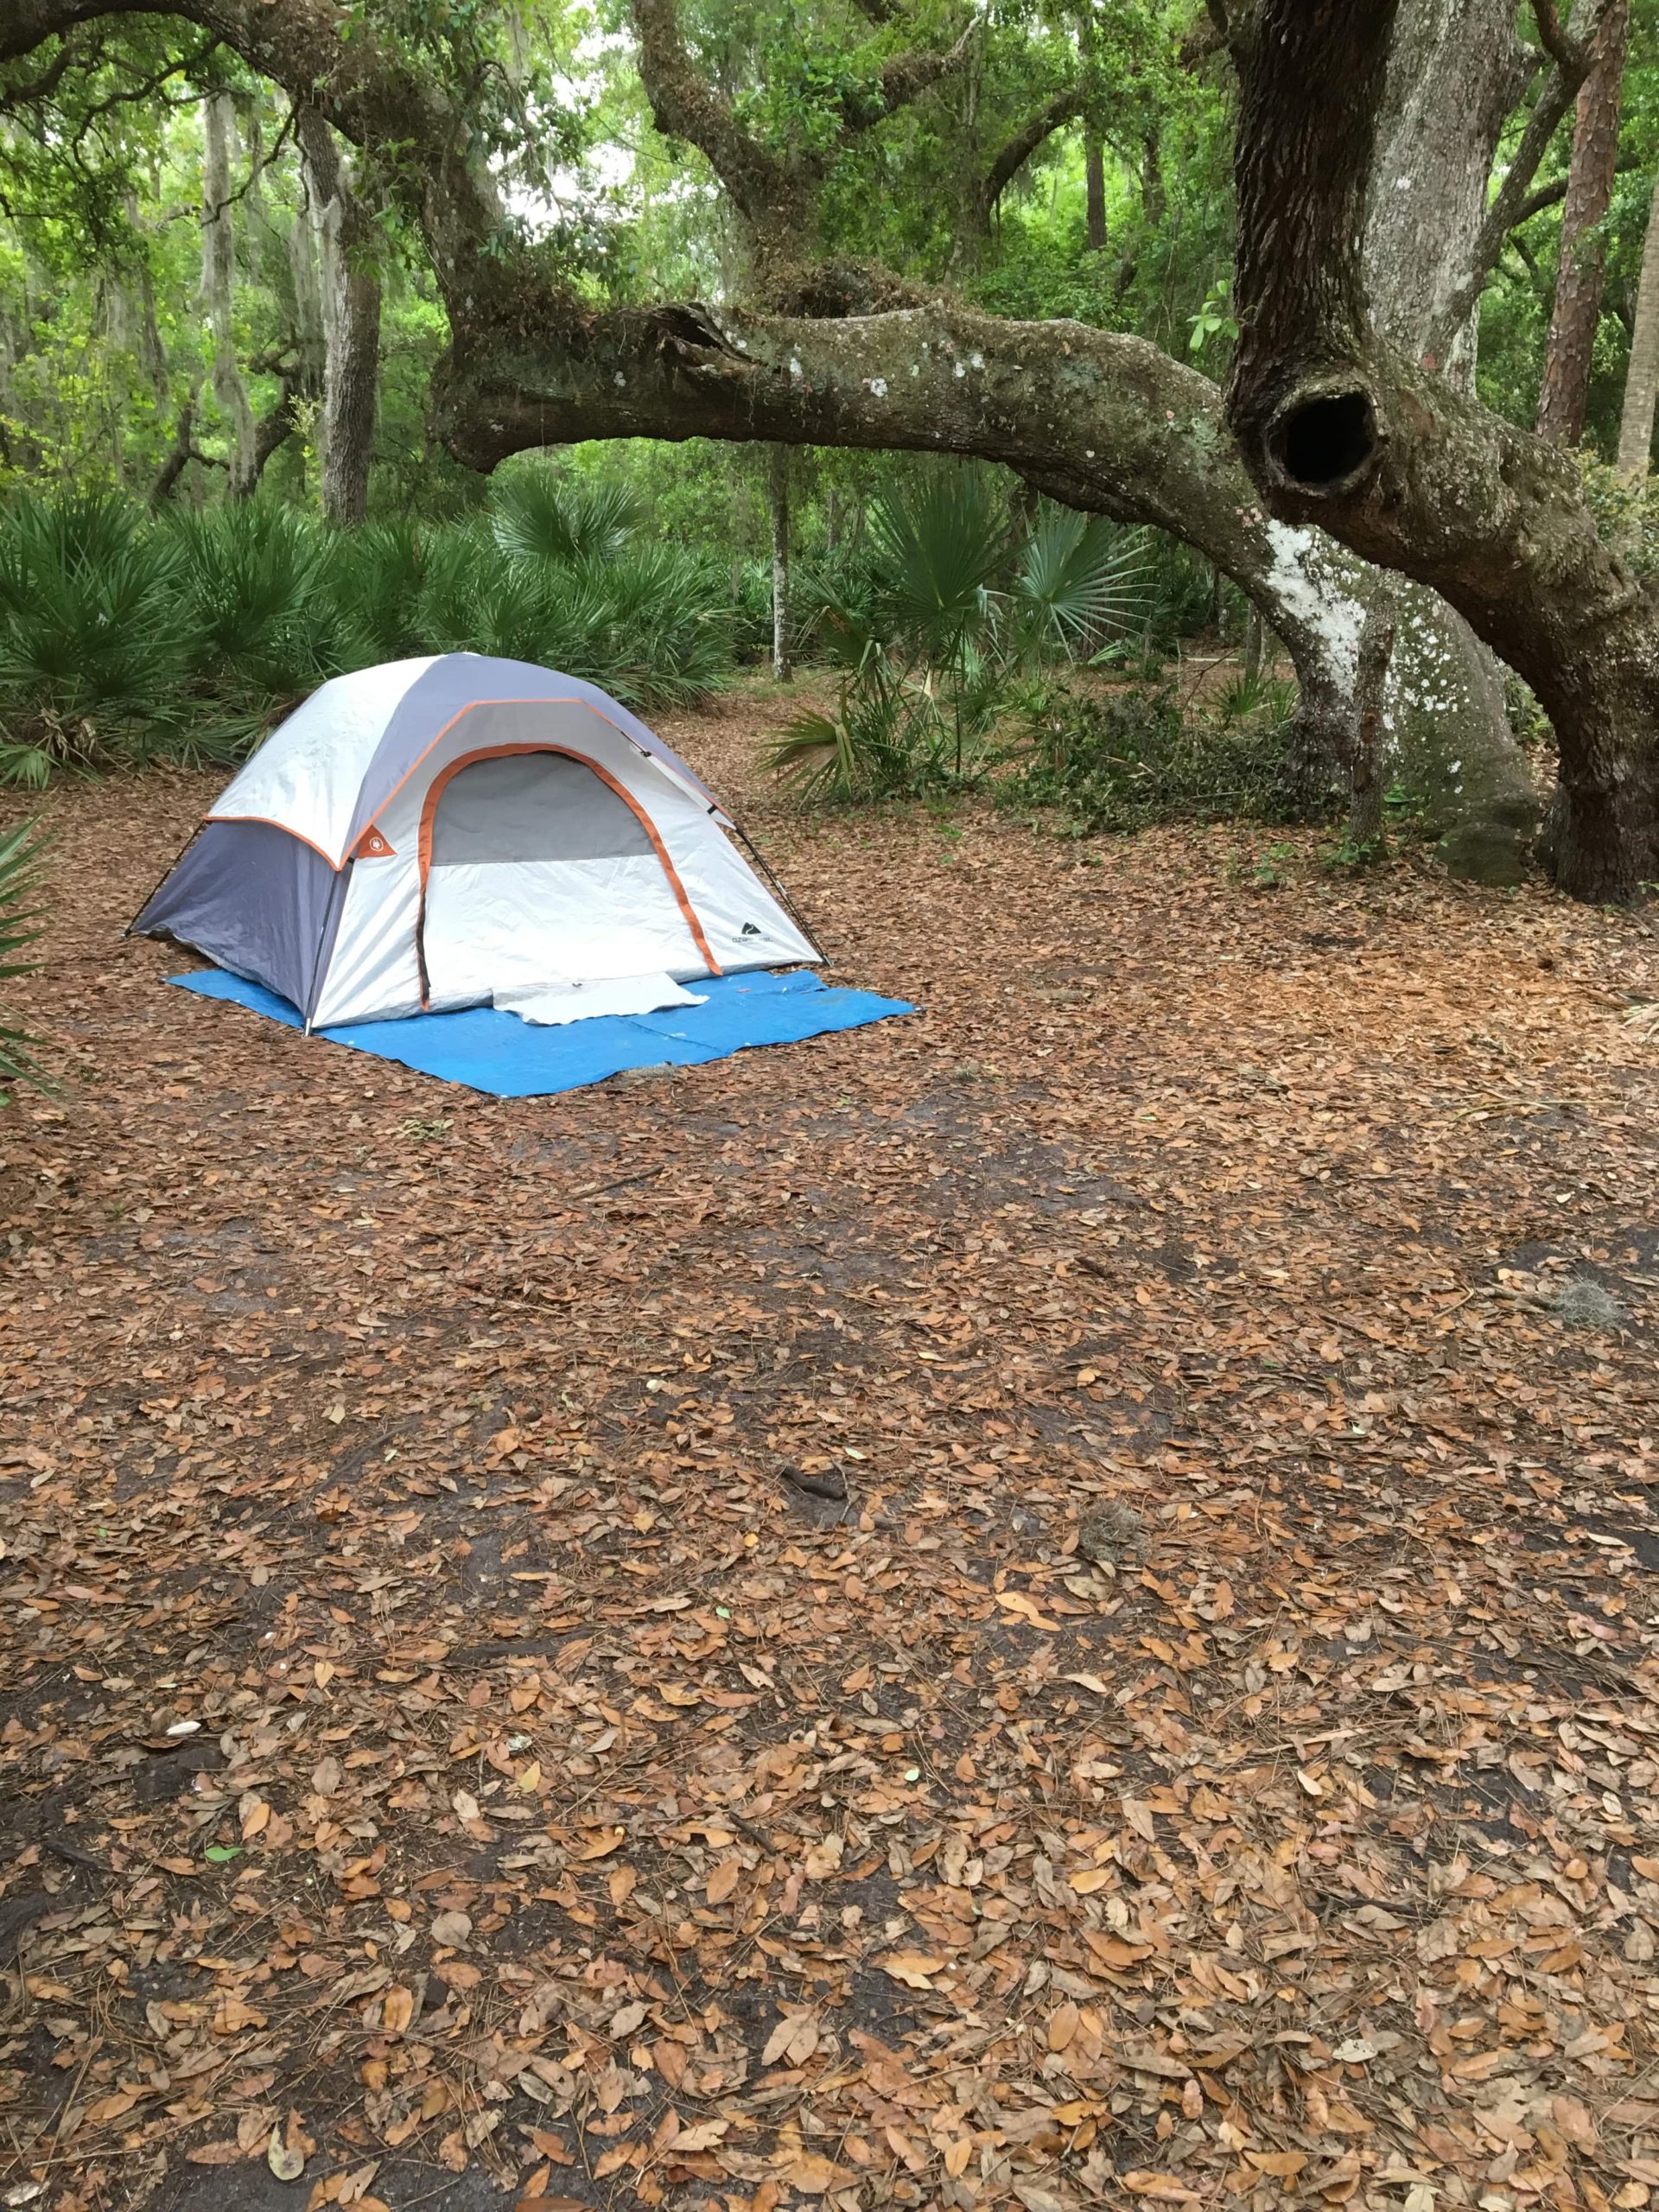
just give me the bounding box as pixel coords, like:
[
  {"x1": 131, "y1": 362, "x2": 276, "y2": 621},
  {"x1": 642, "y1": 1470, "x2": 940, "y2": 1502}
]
[{"x1": 131, "y1": 654, "x2": 820, "y2": 1030}]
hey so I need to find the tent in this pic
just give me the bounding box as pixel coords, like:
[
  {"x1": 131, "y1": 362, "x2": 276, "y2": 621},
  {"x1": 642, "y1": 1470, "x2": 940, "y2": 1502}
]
[{"x1": 131, "y1": 653, "x2": 820, "y2": 1030}]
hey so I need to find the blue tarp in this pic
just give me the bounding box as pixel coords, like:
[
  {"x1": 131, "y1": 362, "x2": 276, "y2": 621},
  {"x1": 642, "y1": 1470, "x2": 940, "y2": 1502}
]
[{"x1": 169, "y1": 967, "x2": 913, "y2": 1097}]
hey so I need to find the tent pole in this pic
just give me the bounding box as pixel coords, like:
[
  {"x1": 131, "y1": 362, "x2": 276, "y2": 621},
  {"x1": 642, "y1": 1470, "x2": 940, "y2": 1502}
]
[
  {"x1": 729, "y1": 820, "x2": 826, "y2": 963},
  {"x1": 124, "y1": 823, "x2": 205, "y2": 938}
]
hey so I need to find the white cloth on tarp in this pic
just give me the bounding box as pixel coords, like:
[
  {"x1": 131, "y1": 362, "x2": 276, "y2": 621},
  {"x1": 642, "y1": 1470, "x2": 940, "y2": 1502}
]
[{"x1": 493, "y1": 971, "x2": 708, "y2": 1027}]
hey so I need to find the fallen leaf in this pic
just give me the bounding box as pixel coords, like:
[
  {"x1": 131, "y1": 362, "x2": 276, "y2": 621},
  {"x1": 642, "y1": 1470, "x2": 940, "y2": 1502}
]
[
  {"x1": 268, "y1": 2126, "x2": 305, "y2": 2183},
  {"x1": 877, "y1": 1951, "x2": 944, "y2": 1989}
]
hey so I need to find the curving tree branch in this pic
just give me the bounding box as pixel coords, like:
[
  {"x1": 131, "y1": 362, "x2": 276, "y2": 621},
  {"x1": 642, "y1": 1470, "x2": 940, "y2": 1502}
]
[
  {"x1": 628, "y1": 0, "x2": 806, "y2": 232},
  {"x1": 839, "y1": 27, "x2": 975, "y2": 132},
  {"x1": 629, "y1": 0, "x2": 973, "y2": 244},
  {"x1": 977, "y1": 86, "x2": 1086, "y2": 224}
]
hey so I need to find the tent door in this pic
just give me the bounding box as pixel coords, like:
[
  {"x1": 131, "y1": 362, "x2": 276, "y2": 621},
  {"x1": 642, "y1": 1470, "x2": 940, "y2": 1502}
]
[{"x1": 417, "y1": 747, "x2": 712, "y2": 1011}]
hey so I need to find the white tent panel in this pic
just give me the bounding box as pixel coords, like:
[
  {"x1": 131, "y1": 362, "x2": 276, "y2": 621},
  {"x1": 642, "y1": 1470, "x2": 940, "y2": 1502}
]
[
  {"x1": 424, "y1": 855, "x2": 705, "y2": 1010},
  {"x1": 209, "y1": 657, "x2": 435, "y2": 862},
  {"x1": 309, "y1": 855, "x2": 423, "y2": 1028}
]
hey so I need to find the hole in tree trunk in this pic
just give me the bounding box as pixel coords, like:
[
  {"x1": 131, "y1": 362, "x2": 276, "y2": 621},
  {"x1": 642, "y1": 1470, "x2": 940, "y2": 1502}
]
[{"x1": 1274, "y1": 391, "x2": 1376, "y2": 490}]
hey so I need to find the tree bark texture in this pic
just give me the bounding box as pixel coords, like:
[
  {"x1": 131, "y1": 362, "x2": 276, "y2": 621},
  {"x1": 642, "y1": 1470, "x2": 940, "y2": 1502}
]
[
  {"x1": 1536, "y1": 0, "x2": 1630, "y2": 447},
  {"x1": 1228, "y1": 0, "x2": 1659, "y2": 904},
  {"x1": 1617, "y1": 174, "x2": 1659, "y2": 477},
  {"x1": 286, "y1": 158, "x2": 327, "y2": 400},
  {"x1": 200, "y1": 90, "x2": 257, "y2": 498},
  {"x1": 1349, "y1": 607, "x2": 1395, "y2": 849},
  {"x1": 1358, "y1": 0, "x2": 1540, "y2": 881},
  {"x1": 149, "y1": 384, "x2": 201, "y2": 508},
  {"x1": 296, "y1": 105, "x2": 380, "y2": 527},
  {"x1": 768, "y1": 444, "x2": 792, "y2": 683},
  {"x1": 1084, "y1": 132, "x2": 1107, "y2": 252}
]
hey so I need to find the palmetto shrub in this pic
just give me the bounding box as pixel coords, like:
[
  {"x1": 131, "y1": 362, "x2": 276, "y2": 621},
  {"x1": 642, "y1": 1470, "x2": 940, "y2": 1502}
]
[
  {"x1": 489, "y1": 467, "x2": 645, "y2": 566},
  {"x1": 0, "y1": 494, "x2": 191, "y2": 785},
  {"x1": 0, "y1": 480, "x2": 733, "y2": 785},
  {"x1": 767, "y1": 476, "x2": 1154, "y2": 803},
  {"x1": 0, "y1": 815, "x2": 48, "y2": 1095}
]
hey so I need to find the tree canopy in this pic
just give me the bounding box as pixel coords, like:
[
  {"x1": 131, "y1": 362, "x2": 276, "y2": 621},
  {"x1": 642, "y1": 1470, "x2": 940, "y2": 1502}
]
[{"x1": 7, "y1": 0, "x2": 1659, "y2": 889}]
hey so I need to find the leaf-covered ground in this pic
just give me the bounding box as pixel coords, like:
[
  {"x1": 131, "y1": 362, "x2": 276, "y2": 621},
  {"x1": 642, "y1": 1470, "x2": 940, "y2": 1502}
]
[{"x1": 2, "y1": 702, "x2": 1657, "y2": 2212}]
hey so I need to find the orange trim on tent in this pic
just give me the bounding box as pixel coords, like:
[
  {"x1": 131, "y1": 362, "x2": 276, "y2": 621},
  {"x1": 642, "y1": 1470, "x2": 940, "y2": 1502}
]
[
  {"x1": 413, "y1": 741, "x2": 721, "y2": 1007},
  {"x1": 352, "y1": 825, "x2": 396, "y2": 860},
  {"x1": 366, "y1": 694, "x2": 706, "y2": 838},
  {"x1": 207, "y1": 811, "x2": 344, "y2": 871}
]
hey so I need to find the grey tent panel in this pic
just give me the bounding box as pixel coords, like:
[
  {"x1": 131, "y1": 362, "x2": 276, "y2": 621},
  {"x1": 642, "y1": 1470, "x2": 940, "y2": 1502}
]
[
  {"x1": 429, "y1": 751, "x2": 652, "y2": 866},
  {"x1": 346, "y1": 654, "x2": 720, "y2": 859},
  {"x1": 131, "y1": 818, "x2": 339, "y2": 1016}
]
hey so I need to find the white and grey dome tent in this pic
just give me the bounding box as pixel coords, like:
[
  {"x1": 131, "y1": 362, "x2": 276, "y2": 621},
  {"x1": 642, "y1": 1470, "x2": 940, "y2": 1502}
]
[{"x1": 132, "y1": 654, "x2": 820, "y2": 1031}]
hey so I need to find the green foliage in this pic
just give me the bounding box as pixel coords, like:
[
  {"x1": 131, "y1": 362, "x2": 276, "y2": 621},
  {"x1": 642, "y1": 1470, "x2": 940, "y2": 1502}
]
[
  {"x1": 1188, "y1": 276, "x2": 1237, "y2": 359},
  {"x1": 331, "y1": 521, "x2": 430, "y2": 663},
  {"x1": 489, "y1": 468, "x2": 646, "y2": 565},
  {"x1": 764, "y1": 669, "x2": 921, "y2": 804},
  {"x1": 168, "y1": 502, "x2": 353, "y2": 730},
  {"x1": 0, "y1": 484, "x2": 733, "y2": 785},
  {"x1": 1013, "y1": 681, "x2": 1298, "y2": 835},
  {"x1": 1014, "y1": 507, "x2": 1156, "y2": 658},
  {"x1": 1576, "y1": 450, "x2": 1659, "y2": 578},
  {"x1": 0, "y1": 815, "x2": 48, "y2": 1096},
  {"x1": 416, "y1": 524, "x2": 730, "y2": 709},
  {"x1": 863, "y1": 474, "x2": 1007, "y2": 655},
  {"x1": 0, "y1": 493, "x2": 190, "y2": 781},
  {"x1": 766, "y1": 653, "x2": 1016, "y2": 803},
  {"x1": 770, "y1": 474, "x2": 1154, "y2": 804},
  {"x1": 1213, "y1": 666, "x2": 1298, "y2": 728}
]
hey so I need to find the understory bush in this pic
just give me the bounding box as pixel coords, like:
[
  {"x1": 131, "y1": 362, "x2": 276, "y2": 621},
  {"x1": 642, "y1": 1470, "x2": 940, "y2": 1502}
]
[
  {"x1": 1014, "y1": 681, "x2": 1300, "y2": 834},
  {"x1": 0, "y1": 472, "x2": 733, "y2": 785},
  {"x1": 0, "y1": 815, "x2": 47, "y2": 1094},
  {"x1": 766, "y1": 476, "x2": 1154, "y2": 803}
]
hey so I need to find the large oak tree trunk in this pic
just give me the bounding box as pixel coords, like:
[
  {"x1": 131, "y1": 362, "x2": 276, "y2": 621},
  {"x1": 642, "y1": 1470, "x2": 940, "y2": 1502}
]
[
  {"x1": 1537, "y1": 0, "x2": 1630, "y2": 448},
  {"x1": 1361, "y1": 0, "x2": 1541, "y2": 882},
  {"x1": 1617, "y1": 175, "x2": 1659, "y2": 479},
  {"x1": 1226, "y1": 0, "x2": 1659, "y2": 905}
]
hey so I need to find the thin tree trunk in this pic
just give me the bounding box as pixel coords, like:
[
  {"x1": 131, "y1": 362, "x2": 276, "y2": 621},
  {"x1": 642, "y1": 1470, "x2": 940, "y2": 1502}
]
[
  {"x1": 200, "y1": 90, "x2": 258, "y2": 498},
  {"x1": 1084, "y1": 135, "x2": 1106, "y2": 252},
  {"x1": 125, "y1": 194, "x2": 170, "y2": 404},
  {"x1": 1077, "y1": 8, "x2": 1105, "y2": 254},
  {"x1": 1617, "y1": 175, "x2": 1659, "y2": 478},
  {"x1": 1536, "y1": 0, "x2": 1631, "y2": 448},
  {"x1": 1243, "y1": 604, "x2": 1264, "y2": 681},
  {"x1": 150, "y1": 383, "x2": 202, "y2": 508},
  {"x1": 1349, "y1": 609, "x2": 1395, "y2": 850},
  {"x1": 296, "y1": 105, "x2": 380, "y2": 526},
  {"x1": 287, "y1": 156, "x2": 327, "y2": 394},
  {"x1": 768, "y1": 443, "x2": 791, "y2": 683},
  {"x1": 1139, "y1": 131, "x2": 1163, "y2": 230}
]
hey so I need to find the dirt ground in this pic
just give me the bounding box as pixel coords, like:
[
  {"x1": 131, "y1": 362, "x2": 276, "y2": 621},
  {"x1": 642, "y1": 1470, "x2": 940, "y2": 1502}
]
[{"x1": 2, "y1": 693, "x2": 1657, "y2": 2212}]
